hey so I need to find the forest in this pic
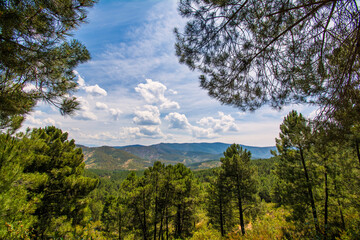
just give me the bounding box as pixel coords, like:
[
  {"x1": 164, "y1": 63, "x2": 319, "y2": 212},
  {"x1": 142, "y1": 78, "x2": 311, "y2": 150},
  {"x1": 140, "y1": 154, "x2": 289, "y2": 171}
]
[
  {"x1": 1, "y1": 0, "x2": 359, "y2": 239},
  {"x1": 1, "y1": 110, "x2": 360, "y2": 239}
]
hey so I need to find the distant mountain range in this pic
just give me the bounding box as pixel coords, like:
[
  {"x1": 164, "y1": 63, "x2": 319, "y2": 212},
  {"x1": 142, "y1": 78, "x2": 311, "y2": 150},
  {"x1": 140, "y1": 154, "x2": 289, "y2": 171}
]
[{"x1": 79, "y1": 142, "x2": 276, "y2": 170}]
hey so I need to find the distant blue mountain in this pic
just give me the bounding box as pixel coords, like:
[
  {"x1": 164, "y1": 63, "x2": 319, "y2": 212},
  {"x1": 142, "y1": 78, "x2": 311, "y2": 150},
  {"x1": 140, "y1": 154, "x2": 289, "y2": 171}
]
[{"x1": 116, "y1": 142, "x2": 276, "y2": 163}]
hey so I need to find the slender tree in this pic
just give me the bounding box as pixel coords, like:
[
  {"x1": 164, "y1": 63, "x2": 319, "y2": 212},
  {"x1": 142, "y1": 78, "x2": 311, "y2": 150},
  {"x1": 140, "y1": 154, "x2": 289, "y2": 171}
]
[
  {"x1": 206, "y1": 168, "x2": 233, "y2": 236},
  {"x1": 274, "y1": 111, "x2": 321, "y2": 235},
  {"x1": 220, "y1": 144, "x2": 257, "y2": 235}
]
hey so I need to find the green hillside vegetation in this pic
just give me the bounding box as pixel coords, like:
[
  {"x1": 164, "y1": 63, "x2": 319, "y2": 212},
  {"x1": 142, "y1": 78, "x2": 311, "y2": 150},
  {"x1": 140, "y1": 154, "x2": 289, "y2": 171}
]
[
  {"x1": 118, "y1": 143, "x2": 275, "y2": 164},
  {"x1": 187, "y1": 159, "x2": 221, "y2": 170},
  {"x1": 80, "y1": 143, "x2": 276, "y2": 171},
  {"x1": 80, "y1": 145, "x2": 152, "y2": 170}
]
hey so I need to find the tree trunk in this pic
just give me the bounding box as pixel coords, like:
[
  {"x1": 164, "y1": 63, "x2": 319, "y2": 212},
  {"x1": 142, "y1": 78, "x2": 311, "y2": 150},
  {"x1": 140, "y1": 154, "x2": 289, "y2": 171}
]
[
  {"x1": 334, "y1": 180, "x2": 346, "y2": 230},
  {"x1": 324, "y1": 161, "x2": 328, "y2": 240},
  {"x1": 219, "y1": 193, "x2": 225, "y2": 236},
  {"x1": 165, "y1": 207, "x2": 169, "y2": 240},
  {"x1": 356, "y1": 139, "x2": 360, "y2": 166},
  {"x1": 236, "y1": 175, "x2": 245, "y2": 235},
  {"x1": 175, "y1": 205, "x2": 182, "y2": 237},
  {"x1": 154, "y1": 187, "x2": 158, "y2": 240},
  {"x1": 118, "y1": 210, "x2": 122, "y2": 240},
  {"x1": 299, "y1": 148, "x2": 320, "y2": 235}
]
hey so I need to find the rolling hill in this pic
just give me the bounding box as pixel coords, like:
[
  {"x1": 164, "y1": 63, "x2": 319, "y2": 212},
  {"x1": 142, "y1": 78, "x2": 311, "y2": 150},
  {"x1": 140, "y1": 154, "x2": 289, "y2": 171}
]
[
  {"x1": 79, "y1": 143, "x2": 276, "y2": 170},
  {"x1": 118, "y1": 142, "x2": 276, "y2": 163},
  {"x1": 80, "y1": 145, "x2": 151, "y2": 170}
]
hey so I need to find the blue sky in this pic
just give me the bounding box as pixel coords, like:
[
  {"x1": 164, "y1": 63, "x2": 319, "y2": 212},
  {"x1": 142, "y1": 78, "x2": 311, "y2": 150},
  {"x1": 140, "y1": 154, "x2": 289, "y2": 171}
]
[{"x1": 22, "y1": 0, "x2": 316, "y2": 147}]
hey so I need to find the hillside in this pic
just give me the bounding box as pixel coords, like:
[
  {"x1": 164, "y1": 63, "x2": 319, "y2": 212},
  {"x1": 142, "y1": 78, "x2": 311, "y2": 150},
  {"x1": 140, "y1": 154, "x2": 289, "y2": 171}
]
[
  {"x1": 79, "y1": 143, "x2": 276, "y2": 170},
  {"x1": 80, "y1": 145, "x2": 151, "y2": 170},
  {"x1": 118, "y1": 142, "x2": 275, "y2": 162}
]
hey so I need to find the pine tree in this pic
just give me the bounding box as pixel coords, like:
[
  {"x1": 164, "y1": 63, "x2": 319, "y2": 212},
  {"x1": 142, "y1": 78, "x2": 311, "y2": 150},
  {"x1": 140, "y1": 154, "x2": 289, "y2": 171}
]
[
  {"x1": 206, "y1": 168, "x2": 234, "y2": 236},
  {"x1": 172, "y1": 163, "x2": 198, "y2": 239},
  {"x1": 220, "y1": 144, "x2": 257, "y2": 235},
  {"x1": 0, "y1": 0, "x2": 97, "y2": 131},
  {"x1": 175, "y1": 0, "x2": 359, "y2": 120},
  {"x1": 22, "y1": 126, "x2": 98, "y2": 238},
  {"x1": 274, "y1": 111, "x2": 321, "y2": 235},
  {"x1": 0, "y1": 133, "x2": 35, "y2": 238}
]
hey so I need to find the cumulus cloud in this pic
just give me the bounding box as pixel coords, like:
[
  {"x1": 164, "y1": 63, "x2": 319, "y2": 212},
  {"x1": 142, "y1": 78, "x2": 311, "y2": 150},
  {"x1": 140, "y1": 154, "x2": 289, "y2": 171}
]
[
  {"x1": 95, "y1": 102, "x2": 109, "y2": 110},
  {"x1": 165, "y1": 112, "x2": 191, "y2": 129},
  {"x1": 23, "y1": 83, "x2": 37, "y2": 93},
  {"x1": 88, "y1": 131, "x2": 118, "y2": 141},
  {"x1": 160, "y1": 101, "x2": 180, "y2": 110},
  {"x1": 191, "y1": 126, "x2": 216, "y2": 138},
  {"x1": 121, "y1": 126, "x2": 163, "y2": 139},
  {"x1": 73, "y1": 97, "x2": 97, "y2": 121},
  {"x1": 165, "y1": 112, "x2": 216, "y2": 138},
  {"x1": 133, "y1": 105, "x2": 161, "y2": 125},
  {"x1": 27, "y1": 115, "x2": 42, "y2": 125},
  {"x1": 135, "y1": 79, "x2": 180, "y2": 110},
  {"x1": 74, "y1": 71, "x2": 107, "y2": 97},
  {"x1": 109, "y1": 108, "x2": 123, "y2": 121},
  {"x1": 139, "y1": 126, "x2": 163, "y2": 137},
  {"x1": 44, "y1": 117, "x2": 61, "y2": 126},
  {"x1": 83, "y1": 84, "x2": 107, "y2": 96},
  {"x1": 95, "y1": 102, "x2": 122, "y2": 120},
  {"x1": 74, "y1": 70, "x2": 85, "y2": 87},
  {"x1": 197, "y1": 112, "x2": 240, "y2": 133}
]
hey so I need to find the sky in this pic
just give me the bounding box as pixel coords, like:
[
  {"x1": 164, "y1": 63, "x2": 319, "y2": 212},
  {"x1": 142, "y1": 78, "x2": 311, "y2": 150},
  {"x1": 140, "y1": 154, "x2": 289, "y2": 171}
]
[{"x1": 22, "y1": 0, "x2": 317, "y2": 147}]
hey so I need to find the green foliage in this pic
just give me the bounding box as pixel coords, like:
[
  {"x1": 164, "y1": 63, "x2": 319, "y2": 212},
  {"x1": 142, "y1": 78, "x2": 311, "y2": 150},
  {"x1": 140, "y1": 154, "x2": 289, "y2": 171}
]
[
  {"x1": 175, "y1": 0, "x2": 359, "y2": 120},
  {"x1": 22, "y1": 126, "x2": 98, "y2": 237},
  {"x1": 81, "y1": 145, "x2": 151, "y2": 170},
  {"x1": 206, "y1": 169, "x2": 234, "y2": 236},
  {"x1": 0, "y1": 134, "x2": 36, "y2": 239},
  {"x1": 0, "y1": 0, "x2": 97, "y2": 131}
]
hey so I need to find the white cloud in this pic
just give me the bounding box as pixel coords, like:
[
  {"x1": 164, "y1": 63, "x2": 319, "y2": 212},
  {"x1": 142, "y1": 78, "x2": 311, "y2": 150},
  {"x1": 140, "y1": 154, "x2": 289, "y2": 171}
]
[
  {"x1": 169, "y1": 89, "x2": 178, "y2": 94},
  {"x1": 165, "y1": 112, "x2": 216, "y2": 139},
  {"x1": 84, "y1": 84, "x2": 107, "y2": 97},
  {"x1": 109, "y1": 108, "x2": 123, "y2": 121},
  {"x1": 308, "y1": 108, "x2": 321, "y2": 120},
  {"x1": 74, "y1": 71, "x2": 107, "y2": 96},
  {"x1": 165, "y1": 112, "x2": 191, "y2": 129},
  {"x1": 120, "y1": 126, "x2": 163, "y2": 139},
  {"x1": 26, "y1": 115, "x2": 42, "y2": 125},
  {"x1": 95, "y1": 102, "x2": 108, "y2": 110},
  {"x1": 95, "y1": 102, "x2": 122, "y2": 120},
  {"x1": 44, "y1": 117, "x2": 61, "y2": 126},
  {"x1": 135, "y1": 79, "x2": 180, "y2": 110},
  {"x1": 139, "y1": 126, "x2": 163, "y2": 137},
  {"x1": 23, "y1": 83, "x2": 37, "y2": 93},
  {"x1": 89, "y1": 131, "x2": 118, "y2": 141},
  {"x1": 133, "y1": 105, "x2": 161, "y2": 125},
  {"x1": 73, "y1": 97, "x2": 97, "y2": 121},
  {"x1": 74, "y1": 70, "x2": 86, "y2": 87},
  {"x1": 191, "y1": 126, "x2": 216, "y2": 139},
  {"x1": 160, "y1": 101, "x2": 180, "y2": 110},
  {"x1": 197, "y1": 112, "x2": 240, "y2": 133},
  {"x1": 75, "y1": 111, "x2": 97, "y2": 121}
]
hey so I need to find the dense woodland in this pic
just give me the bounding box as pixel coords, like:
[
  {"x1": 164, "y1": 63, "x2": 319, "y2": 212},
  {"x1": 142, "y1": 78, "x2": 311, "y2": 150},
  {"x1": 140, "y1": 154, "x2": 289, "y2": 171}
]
[
  {"x1": 1, "y1": 111, "x2": 360, "y2": 239},
  {"x1": 1, "y1": 0, "x2": 360, "y2": 239}
]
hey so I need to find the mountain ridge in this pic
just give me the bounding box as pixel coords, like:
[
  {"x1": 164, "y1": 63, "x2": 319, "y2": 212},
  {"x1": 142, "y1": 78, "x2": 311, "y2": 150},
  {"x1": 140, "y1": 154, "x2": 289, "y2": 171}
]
[{"x1": 79, "y1": 142, "x2": 276, "y2": 170}]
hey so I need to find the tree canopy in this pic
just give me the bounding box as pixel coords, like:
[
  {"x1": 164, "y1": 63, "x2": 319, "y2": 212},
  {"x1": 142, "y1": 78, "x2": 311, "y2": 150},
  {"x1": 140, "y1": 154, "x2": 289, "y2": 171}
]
[
  {"x1": 0, "y1": 0, "x2": 96, "y2": 131},
  {"x1": 175, "y1": 0, "x2": 359, "y2": 118}
]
